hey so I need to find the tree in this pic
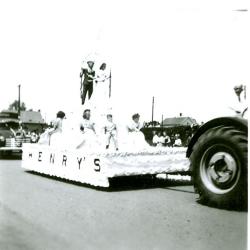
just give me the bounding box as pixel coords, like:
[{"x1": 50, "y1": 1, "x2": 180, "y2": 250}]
[{"x1": 8, "y1": 100, "x2": 26, "y2": 112}]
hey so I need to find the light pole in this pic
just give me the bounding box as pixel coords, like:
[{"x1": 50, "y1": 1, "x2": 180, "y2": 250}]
[
  {"x1": 18, "y1": 84, "x2": 21, "y2": 116},
  {"x1": 151, "y1": 96, "x2": 154, "y2": 125}
]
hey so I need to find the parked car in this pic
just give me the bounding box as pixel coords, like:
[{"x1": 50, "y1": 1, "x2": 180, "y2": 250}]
[{"x1": 0, "y1": 110, "x2": 30, "y2": 158}]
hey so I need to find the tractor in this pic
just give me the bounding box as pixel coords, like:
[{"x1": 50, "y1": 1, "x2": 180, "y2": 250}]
[{"x1": 187, "y1": 85, "x2": 247, "y2": 209}]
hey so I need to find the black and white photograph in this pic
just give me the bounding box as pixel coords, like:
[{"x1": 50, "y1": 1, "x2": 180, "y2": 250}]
[{"x1": 0, "y1": 1, "x2": 248, "y2": 249}]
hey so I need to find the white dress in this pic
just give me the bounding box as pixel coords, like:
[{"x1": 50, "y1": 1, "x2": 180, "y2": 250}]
[
  {"x1": 76, "y1": 118, "x2": 100, "y2": 150},
  {"x1": 39, "y1": 118, "x2": 64, "y2": 147},
  {"x1": 91, "y1": 69, "x2": 111, "y2": 114},
  {"x1": 118, "y1": 120, "x2": 149, "y2": 151},
  {"x1": 49, "y1": 118, "x2": 64, "y2": 147}
]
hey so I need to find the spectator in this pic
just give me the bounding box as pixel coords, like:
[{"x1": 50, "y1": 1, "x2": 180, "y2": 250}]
[
  {"x1": 151, "y1": 130, "x2": 157, "y2": 146},
  {"x1": 31, "y1": 131, "x2": 39, "y2": 143},
  {"x1": 26, "y1": 130, "x2": 31, "y2": 137},
  {"x1": 153, "y1": 132, "x2": 164, "y2": 147},
  {"x1": 170, "y1": 134, "x2": 175, "y2": 147},
  {"x1": 162, "y1": 131, "x2": 170, "y2": 147},
  {"x1": 14, "y1": 124, "x2": 26, "y2": 147},
  {"x1": 152, "y1": 131, "x2": 160, "y2": 146},
  {"x1": 16, "y1": 124, "x2": 26, "y2": 138},
  {"x1": 174, "y1": 134, "x2": 182, "y2": 147}
]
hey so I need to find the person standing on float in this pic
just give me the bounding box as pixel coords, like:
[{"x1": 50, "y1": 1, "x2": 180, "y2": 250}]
[
  {"x1": 103, "y1": 114, "x2": 119, "y2": 151},
  {"x1": 90, "y1": 62, "x2": 111, "y2": 115},
  {"x1": 80, "y1": 61, "x2": 96, "y2": 105}
]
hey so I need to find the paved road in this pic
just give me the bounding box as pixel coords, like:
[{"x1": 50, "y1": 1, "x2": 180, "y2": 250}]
[{"x1": 0, "y1": 160, "x2": 247, "y2": 250}]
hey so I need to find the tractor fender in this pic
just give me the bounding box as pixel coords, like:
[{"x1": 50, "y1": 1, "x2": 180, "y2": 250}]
[{"x1": 186, "y1": 116, "x2": 248, "y2": 158}]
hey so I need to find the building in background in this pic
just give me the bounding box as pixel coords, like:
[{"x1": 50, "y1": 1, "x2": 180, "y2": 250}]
[
  {"x1": 162, "y1": 117, "x2": 198, "y2": 128},
  {"x1": 20, "y1": 111, "x2": 46, "y2": 133}
]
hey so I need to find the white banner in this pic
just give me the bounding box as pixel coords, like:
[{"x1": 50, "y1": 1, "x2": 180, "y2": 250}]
[
  {"x1": 22, "y1": 144, "x2": 190, "y2": 187},
  {"x1": 22, "y1": 144, "x2": 110, "y2": 187}
]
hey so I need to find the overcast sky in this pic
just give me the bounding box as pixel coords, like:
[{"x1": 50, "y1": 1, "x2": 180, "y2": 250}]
[{"x1": 0, "y1": 0, "x2": 249, "y2": 124}]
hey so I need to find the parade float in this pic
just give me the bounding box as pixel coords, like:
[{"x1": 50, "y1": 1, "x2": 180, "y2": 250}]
[
  {"x1": 22, "y1": 56, "x2": 190, "y2": 187},
  {"x1": 21, "y1": 54, "x2": 247, "y2": 209}
]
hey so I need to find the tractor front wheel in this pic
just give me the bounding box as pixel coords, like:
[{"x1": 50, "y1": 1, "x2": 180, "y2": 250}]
[{"x1": 190, "y1": 126, "x2": 247, "y2": 209}]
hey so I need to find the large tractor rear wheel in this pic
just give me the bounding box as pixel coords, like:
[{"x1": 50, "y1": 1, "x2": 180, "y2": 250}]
[{"x1": 190, "y1": 126, "x2": 247, "y2": 209}]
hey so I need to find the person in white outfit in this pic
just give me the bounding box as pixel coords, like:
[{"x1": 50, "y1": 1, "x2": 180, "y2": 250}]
[
  {"x1": 104, "y1": 114, "x2": 118, "y2": 151},
  {"x1": 153, "y1": 132, "x2": 162, "y2": 147},
  {"x1": 174, "y1": 134, "x2": 182, "y2": 147},
  {"x1": 127, "y1": 113, "x2": 143, "y2": 132},
  {"x1": 79, "y1": 109, "x2": 96, "y2": 134},
  {"x1": 162, "y1": 131, "x2": 170, "y2": 146},
  {"x1": 126, "y1": 113, "x2": 149, "y2": 149},
  {"x1": 77, "y1": 109, "x2": 97, "y2": 149},
  {"x1": 39, "y1": 111, "x2": 66, "y2": 146},
  {"x1": 92, "y1": 63, "x2": 111, "y2": 113}
]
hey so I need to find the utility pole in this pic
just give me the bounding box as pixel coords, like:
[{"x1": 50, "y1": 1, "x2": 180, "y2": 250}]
[
  {"x1": 18, "y1": 84, "x2": 21, "y2": 116},
  {"x1": 151, "y1": 96, "x2": 154, "y2": 125}
]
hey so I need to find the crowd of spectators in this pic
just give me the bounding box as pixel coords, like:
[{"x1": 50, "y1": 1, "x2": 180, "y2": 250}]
[
  {"x1": 141, "y1": 125, "x2": 199, "y2": 148},
  {"x1": 9, "y1": 124, "x2": 41, "y2": 144},
  {"x1": 152, "y1": 131, "x2": 184, "y2": 147}
]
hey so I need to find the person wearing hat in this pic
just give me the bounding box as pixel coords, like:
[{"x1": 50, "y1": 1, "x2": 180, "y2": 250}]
[
  {"x1": 234, "y1": 85, "x2": 244, "y2": 102},
  {"x1": 231, "y1": 84, "x2": 247, "y2": 117},
  {"x1": 80, "y1": 61, "x2": 96, "y2": 105}
]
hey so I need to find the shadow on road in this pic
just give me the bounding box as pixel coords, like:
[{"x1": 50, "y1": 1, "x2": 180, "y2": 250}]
[
  {"x1": 25, "y1": 171, "x2": 247, "y2": 211},
  {"x1": 25, "y1": 170, "x2": 192, "y2": 192},
  {"x1": 162, "y1": 187, "x2": 195, "y2": 194},
  {"x1": 108, "y1": 175, "x2": 193, "y2": 192},
  {"x1": 0, "y1": 154, "x2": 22, "y2": 160}
]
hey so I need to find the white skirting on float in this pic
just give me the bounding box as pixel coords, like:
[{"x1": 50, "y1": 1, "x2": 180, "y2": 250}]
[{"x1": 22, "y1": 144, "x2": 190, "y2": 187}]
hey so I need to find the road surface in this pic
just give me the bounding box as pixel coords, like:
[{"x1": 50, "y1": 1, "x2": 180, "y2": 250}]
[{"x1": 0, "y1": 160, "x2": 247, "y2": 250}]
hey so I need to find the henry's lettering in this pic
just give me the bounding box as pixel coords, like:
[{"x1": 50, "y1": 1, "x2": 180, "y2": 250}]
[{"x1": 38, "y1": 152, "x2": 42, "y2": 162}]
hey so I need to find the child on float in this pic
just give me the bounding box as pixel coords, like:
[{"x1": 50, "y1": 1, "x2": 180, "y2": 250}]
[{"x1": 103, "y1": 114, "x2": 118, "y2": 151}]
